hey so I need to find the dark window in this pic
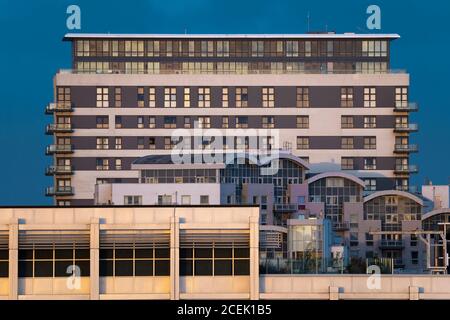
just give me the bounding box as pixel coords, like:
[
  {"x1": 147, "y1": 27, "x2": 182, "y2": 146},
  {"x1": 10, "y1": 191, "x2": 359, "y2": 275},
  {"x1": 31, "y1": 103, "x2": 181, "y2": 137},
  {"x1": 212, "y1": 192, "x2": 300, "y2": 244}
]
[
  {"x1": 195, "y1": 260, "x2": 213, "y2": 275},
  {"x1": 234, "y1": 260, "x2": 250, "y2": 275},
  {"x1": 154, "y1": 260, "x2": 170, "y2": 276},
  {"x1": 115, "y1": 260, "x2": 134, "y2": 276},
  {"x1": 214, "y1": 260, "x2": 232, "y2": 275},
  {"x1": 135, "y1": 260, "x2": 153, "y2": 276}
]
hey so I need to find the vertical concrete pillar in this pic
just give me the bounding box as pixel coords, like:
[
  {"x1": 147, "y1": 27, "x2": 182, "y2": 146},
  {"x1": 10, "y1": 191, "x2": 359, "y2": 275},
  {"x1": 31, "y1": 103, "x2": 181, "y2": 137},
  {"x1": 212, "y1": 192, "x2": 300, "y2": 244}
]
[
  {"x1": 8, "y1": 219, "x2": 18, "y2": 300},
  {"x1": 329, "y1": 286, "x2": 340, "y2": 300},
  {"x1": 409, "y1": 286, "x2": 420, "y2": 300},
  {"x1": 90, "y1": 218, "x2": 100, "y2": 300},
  {"x1": 170, "y1": 213, "x2": 180, "y2": 300},
  {"x1": 249, "y1": 214, "x2": 259, "y2": 300}
]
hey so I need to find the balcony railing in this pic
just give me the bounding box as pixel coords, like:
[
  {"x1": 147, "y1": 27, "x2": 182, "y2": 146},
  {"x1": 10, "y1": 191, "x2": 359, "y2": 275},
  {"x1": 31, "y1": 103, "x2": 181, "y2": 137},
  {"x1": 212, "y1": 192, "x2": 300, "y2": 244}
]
[
  {"x1": 395, "y1": 185, "x2": 418, "y2": 193},
  {"x1": 394, "y1": 102, "x2": 419, "y2": 112},
  {"x1": 394, "y1": 144, "x2": 418, "y2": 153},
  {"x1": 45, "y1": 186, "x2": 74, "y2": 196},
  {"x1": 394, "y1": 164, "x2": 418, "y2": 174},
  {"x1": 394, "y1": 123, "x2": 419, "y2": 132},
  {"x1": 45, "y1": 123, "x2": 73, "y2": 134},
  {"x1": 59, "y1": 68, "x2": 407, "y2": 76},
  {"x1": 45, "y1": 165, "x2": 74, "y2": 176},
  {"x1": 273, "y1": 203, "x2": 297, "y2": 213},
  {"x1": 379, "y1": 239, "x2": 404, "y2": 249},
  {"x1": 45, "y1": 144, "x2": 74, "y2": 155},
  {"x1": 45, "y1": 102, "x2": 73, "y2": 114},
  {"x1": 332, "y1": 222, "x2": 350, "y2": 231}
]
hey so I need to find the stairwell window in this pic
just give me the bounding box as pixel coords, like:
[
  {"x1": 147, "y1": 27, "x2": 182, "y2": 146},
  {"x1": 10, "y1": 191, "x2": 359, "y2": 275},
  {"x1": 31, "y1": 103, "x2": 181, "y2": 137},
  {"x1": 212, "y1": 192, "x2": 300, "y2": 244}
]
[
  {"x1": 236, "y1": 87, "x2": 248, "y2": 107},
  {"x1": 164, "y1": 87, "x2": 177, "y2": 108},
  {"x1": 296, "y1": 87, "x2": 309, "y2": 108},
  {"x1": 96, "y1": 87, "x2": 109, "y2": 108},
  {"x1": 198, "y1": 87, "x2": 210, "y2": 108},
  {"x1": 262, "y1": 87, "x2": 274, "y2": 108},
  {"x1": 364, "y1": 87, "x2": 376, "y2": 107},
  {"x1": 340, "y1": 87, "x2": 354, "y2": 107},
  {"x1": 395, "y1": 87, "x2": 408, "y2": 108}
]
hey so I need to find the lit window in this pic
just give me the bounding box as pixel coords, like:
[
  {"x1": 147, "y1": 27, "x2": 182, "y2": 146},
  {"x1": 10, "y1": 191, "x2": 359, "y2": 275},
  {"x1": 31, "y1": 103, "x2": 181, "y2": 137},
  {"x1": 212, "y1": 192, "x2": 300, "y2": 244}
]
[
  {"x1": 296, "y1": 116, "x2": 309, "y2": 129},
  {"x1": 164, "y1": 87, "x2": 177, "y2": 108},
  {"x1": 262, "y1": 87, "x2": 274, "y2": 108},
  {"x1": 364, "y1": 87, "x2": 376, "y2": 107},
  {"x1": 96, "y1": 87, "x2": 109, "y2": 108},
  {"x1": 198, "y1": 87, "x2": 210, "y2": 108},
  {"x1": 297, "y1": 137, "x2": 309, "y2": 149},
  {"x1": 341, "y1": 137, "x2": 354, "y2": 149}
]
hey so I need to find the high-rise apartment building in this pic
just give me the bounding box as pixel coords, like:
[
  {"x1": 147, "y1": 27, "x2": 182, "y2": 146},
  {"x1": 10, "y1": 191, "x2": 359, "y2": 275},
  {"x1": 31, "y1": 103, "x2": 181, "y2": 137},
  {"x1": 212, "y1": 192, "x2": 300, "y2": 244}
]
[{"x1": 45, "y1": 33, "x2": 418, "y2": 206}]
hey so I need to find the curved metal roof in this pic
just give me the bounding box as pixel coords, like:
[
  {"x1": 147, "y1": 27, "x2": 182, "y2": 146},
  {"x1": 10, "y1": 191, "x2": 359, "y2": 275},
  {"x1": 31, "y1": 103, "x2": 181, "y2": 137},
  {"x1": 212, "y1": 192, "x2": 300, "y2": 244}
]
[
  {"x1": 363, "y1": 190, "x2": 424, "y2": 205},
  {"x1": 305, "y1": 171, "x2": 365, "y2": 187},
  {"x1": 422, "y1": 208, "x2": 450, "y2": 221}
]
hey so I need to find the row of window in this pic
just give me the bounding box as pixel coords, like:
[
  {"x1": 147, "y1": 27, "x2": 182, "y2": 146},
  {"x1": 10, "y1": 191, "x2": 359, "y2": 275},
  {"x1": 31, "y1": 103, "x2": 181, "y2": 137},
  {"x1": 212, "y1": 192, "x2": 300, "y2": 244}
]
[
  {"x1": 10, "y1": 246, "x2": 250, "y2": 278},
  {"x1": 91, "y1": 135, "x2": 379, "y2": 152},
  {"x1": 88, "y1": 86, "x2": 407, "y2": 108},
  {"x1": 94, "y1": 115, "x2": 407, "y2": 130},
  {"x1": 341, "y1": 157, "x2": 409, "y2": 171},
  {"x1": 75, "y1": 39, "x2": 388, "y2": 58},
  {"x1": 297, "y1": 136, "x2": 377, "y2": 150},
  {"x1": 109, "y1": 115, "x2": 310, "y2": 129}
]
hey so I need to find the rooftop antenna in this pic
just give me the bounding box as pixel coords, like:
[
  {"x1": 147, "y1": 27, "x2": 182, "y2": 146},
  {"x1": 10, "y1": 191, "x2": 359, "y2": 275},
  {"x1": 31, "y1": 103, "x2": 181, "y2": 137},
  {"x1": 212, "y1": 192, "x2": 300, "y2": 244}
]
[{"x1": 307, "y1": 12, "x2": 310, "y2": 32}]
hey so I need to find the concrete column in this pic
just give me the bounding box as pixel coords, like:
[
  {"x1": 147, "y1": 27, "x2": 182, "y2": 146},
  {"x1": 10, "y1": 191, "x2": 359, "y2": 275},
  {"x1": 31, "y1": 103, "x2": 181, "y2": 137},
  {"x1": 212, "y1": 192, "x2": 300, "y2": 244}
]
[
  {"x1": 329, "y1": 286, "x2": 340, "y2": 300},
  {"x1": 249, "y1": 214, "x2": 259, "y2": 300},
  {"x1": 409, "y1": 286, "x2": 420, "y2": 300},
  {"x1": 8, "y1": 220, "x2": 18, "y2": 300},
  {"x1": 170, "y1": 214, "x2": 180, "y2": 300},
  {"x1": 90, "y1": 218, "x2": 100, "y2": 300}
]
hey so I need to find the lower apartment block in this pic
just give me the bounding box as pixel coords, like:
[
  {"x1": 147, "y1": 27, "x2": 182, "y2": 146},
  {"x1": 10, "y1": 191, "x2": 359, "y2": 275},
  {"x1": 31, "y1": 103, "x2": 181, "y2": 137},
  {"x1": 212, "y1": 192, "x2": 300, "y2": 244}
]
[{"x1": 93, "y1": 153, "x2": 427, "y2": 272}]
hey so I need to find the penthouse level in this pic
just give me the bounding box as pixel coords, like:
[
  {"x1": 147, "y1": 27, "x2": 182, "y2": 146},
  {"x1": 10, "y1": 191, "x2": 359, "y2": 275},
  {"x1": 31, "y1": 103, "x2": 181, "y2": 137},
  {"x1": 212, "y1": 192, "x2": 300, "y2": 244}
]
[{"x1": 64, "y1": 33, "x2": 399, "y2": 74}]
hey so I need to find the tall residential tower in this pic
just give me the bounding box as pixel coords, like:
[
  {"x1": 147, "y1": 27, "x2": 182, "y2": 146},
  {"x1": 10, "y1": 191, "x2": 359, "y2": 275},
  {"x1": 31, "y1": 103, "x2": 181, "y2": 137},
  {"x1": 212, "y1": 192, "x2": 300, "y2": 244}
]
[{"x1": 45, "y1": 33, "x2": 418, "y2": 206}]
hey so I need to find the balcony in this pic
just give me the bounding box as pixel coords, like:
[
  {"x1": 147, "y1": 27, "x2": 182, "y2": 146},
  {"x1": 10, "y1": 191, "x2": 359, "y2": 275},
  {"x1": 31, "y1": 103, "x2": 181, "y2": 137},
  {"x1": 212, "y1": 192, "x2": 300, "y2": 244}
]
[
  {"x1": 45, "y1": 102, "x2": 73, "y2": 114},
  {"x1": 395, "y1": 185, "x2": 418, "y2": 193},
  {"x1": 45, "y1": 165, "x2": 74, "y2": 176},
  {"x1": 45, "y1": 186, "x2": 74, "y2": 196},
  {"x1": 45, "y1": 144, "x2": 74, "y2": 155},
  {"x1": 394, "y1": 164, "x2": 418, "y2": 174},
  {"x1": 333, "y1": 222, "x2": 350, "y2": 231},
  {"x1": 45, "y1": 123, "x2": 73, "y2": 134},
  {"x1": 394, "y1": 102, "x2": 419, "y2": 112},
  {"x1": 59, "y1": 68, "x2": 407, "y2": 76},
  {"x1": 394, "y1": 123, "x2": 419, "y2": 133},
  {"x1": 394, "y1": 144, "x2": 418, "y2": 153},
  {"x1": 379, "y1": 239, "x2": 404, "y2": 249},
  {"x1": 273, "y1": 203, "x2": 297, "y2": 213}
]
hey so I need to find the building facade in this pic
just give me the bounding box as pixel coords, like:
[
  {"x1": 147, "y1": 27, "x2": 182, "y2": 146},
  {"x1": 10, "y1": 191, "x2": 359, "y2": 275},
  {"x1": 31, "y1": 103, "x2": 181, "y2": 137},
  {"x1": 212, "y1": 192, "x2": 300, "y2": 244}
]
[
  {"x1": 0, "y1": 206, "x2": 259, "y2": 300},
  {"x1": 45, "y1": 33, "x2": 419, "y2": 206},
  {"x1": 0, "y1": 206, "x2": 449, "y2": 300}
]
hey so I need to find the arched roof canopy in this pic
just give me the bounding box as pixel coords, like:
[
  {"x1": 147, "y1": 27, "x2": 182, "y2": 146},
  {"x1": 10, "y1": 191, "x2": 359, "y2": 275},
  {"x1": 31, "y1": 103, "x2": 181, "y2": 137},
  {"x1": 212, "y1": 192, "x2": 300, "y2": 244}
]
[
  {"x1": 305, "y1": 171, "x2": 365, "y2": 187},
  {"x1": 422, "y1": 208, "x2": 450, "y2": 221},
  {"x1": 363, "y1": 190, "x2": 424, "y2": 206},
  {"x1": 231, "y1": 152, "x2": 310, "y2": 170}
]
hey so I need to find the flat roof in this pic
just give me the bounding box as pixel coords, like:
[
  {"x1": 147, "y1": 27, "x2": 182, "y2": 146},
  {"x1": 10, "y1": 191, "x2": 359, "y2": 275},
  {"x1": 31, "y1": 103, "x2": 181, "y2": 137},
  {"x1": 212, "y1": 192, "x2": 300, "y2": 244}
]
[{"x1": 64, "y1": 33, "x2": 400, "y2": 40}]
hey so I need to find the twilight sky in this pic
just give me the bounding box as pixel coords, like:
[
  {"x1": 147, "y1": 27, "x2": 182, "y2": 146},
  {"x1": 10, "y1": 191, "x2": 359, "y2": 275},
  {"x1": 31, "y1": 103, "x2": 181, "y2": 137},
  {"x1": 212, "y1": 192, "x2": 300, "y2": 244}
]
[{"x1": 0, "y1": 0, "x2": 448, "y2": 205}]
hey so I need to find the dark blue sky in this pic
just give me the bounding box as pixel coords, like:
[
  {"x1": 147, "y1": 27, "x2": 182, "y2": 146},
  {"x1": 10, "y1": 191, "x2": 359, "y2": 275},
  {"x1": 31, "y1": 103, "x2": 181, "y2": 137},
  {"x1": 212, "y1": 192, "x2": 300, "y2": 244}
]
[{"x1": 0, "y1": 0, "x2": 448, "y2": 205}]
